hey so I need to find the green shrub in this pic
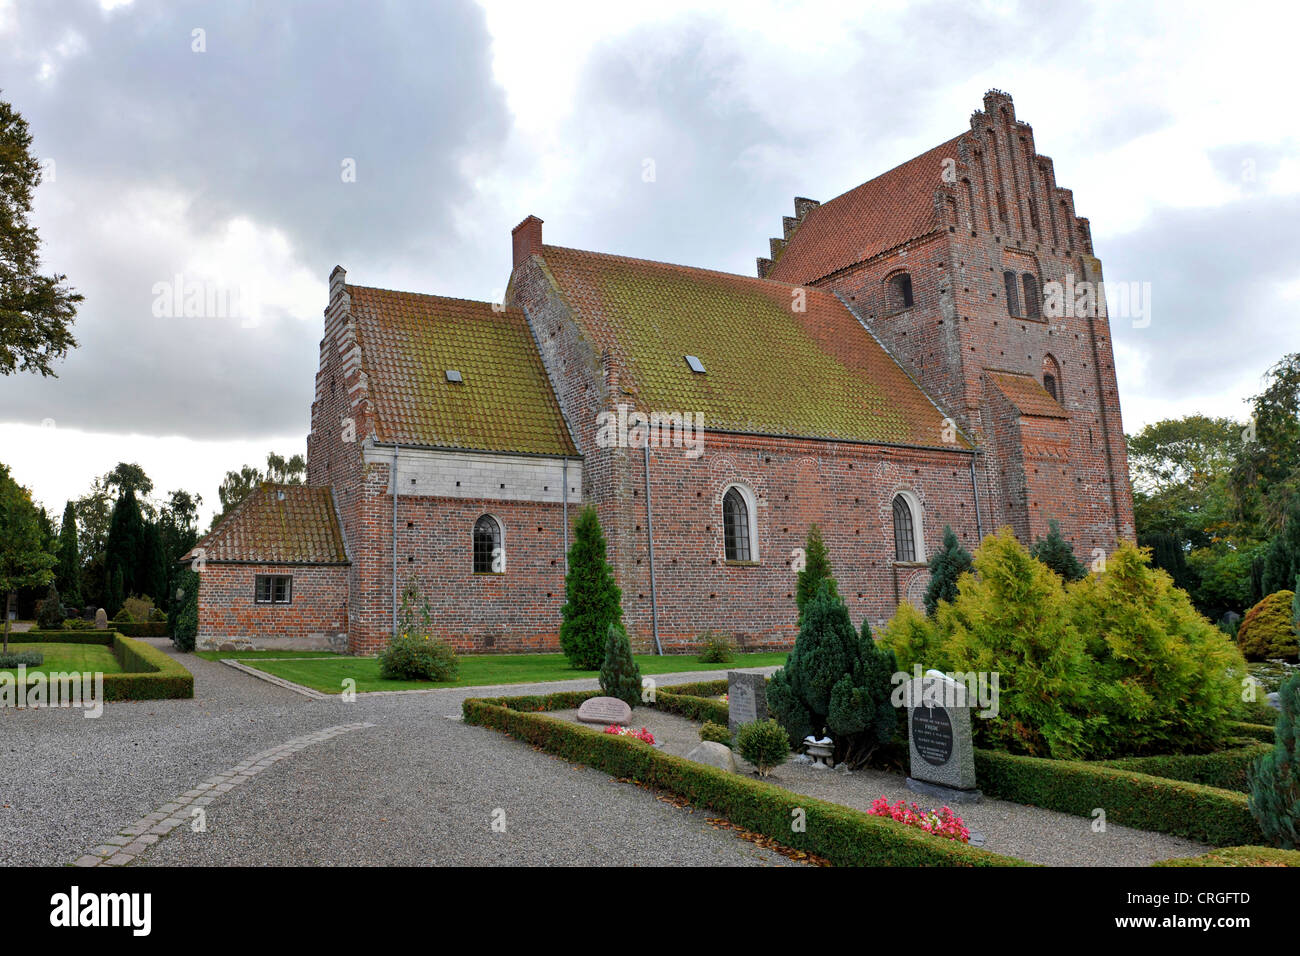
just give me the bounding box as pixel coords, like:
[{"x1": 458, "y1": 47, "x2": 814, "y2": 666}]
[
  {"x1": 976, "y1": 749, "x2": 1261, "y2": 846},
  {"x1": 767, "y1": 583, "x2": 897, "y2": 767},
  {"x1": 736, "y1": 719, "x2": 790, "y2": 776},
  {"x1": 1248, "y1": 670, "x2": 1300, "y2": 848},
  {"x1": 924, "y1": 525, "x2": 973, "y2": 616},
  {"x1": 63, "y1": 617, "x2": 93, "y2": 630},
  {"x1": 699, "y1": 721, "x2": 731, "y2": 746},
  {"x1": 112, "y1": 607, "x2": 133, "y2": 624},
  {"x1": 171, "y1": 568, "x2": 198, "y2": 652},
  {"x1": 1030, "y1": 518, "x2": 1088, "y2": 581},
  {"x1": 1238, "y1": 591, "x2": 1299, "y2": 661},
  {"x1": 378, "y1": 632, "x2": 458, "y2": 681},
  {"x1": 696, "y1": 631, "x2": 735, "y2": 663},
  {"x1": 599, "y1": 622, "x2": 641, "y2": 708},
  {"x1": 36, "y1": 584, "x2": 63, "y2": 630},
  {"x1": 559, "y1": 506, "x2": 623, "y2": 669},
  {"x1": 462, "y1": 692, "x2": 1026, "y2": 866},
  {"x1": 795, "y1": 524, "x2": 838, "y2": 622},
  {"x1": 0, "y1": 650, "x2": 44, "y2": 667},
  {"x1": 121, "y1": 595, "x2": 155, "y2": 623}
]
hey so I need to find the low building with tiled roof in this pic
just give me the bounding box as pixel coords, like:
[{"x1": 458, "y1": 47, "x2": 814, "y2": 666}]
[{"x1": 195, "y1": 90, "x2": 1134, "y2": 655}]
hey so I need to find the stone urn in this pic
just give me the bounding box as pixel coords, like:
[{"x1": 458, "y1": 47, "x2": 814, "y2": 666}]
[{"x1": 803, "y1": 735, "x2": 834, "y2": 769}]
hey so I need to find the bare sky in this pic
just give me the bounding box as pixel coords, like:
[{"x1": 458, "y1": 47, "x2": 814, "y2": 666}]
[{"x1": 1, "y1": 0, "x2": 1296, "y2": 523}]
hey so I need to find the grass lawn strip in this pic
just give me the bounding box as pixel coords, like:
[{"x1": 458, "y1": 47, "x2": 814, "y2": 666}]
[
  {"x1": 238, "y1": 652, "x2": 786, "y2": 694},
  {"x1": 1, "y1": 642, "x2": 123, "y2": 677}
]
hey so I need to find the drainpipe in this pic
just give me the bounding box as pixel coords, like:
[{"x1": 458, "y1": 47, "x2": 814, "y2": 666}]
[
  {"x1": 562, "y1": 457, "x2": 569, "y2": 574},
  {"x1": 392, "y1": 443, "x2": 399, "y2": 639},
  {"x1": 643, "y1": 443, "x2": 662, "y2": 655},
  {"x1": 969, "y1": 456, "x2": 985, "y2": 540}
]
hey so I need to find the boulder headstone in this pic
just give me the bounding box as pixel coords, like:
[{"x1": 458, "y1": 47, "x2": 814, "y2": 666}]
[
  {"x1": 685, "y1": 741, "x2": 737, "y2": 773},
  {"x1": 94, "y1": 608, "x2": 108, "y2": 630},
  {"x1": 727, "y1": 671, "x2": 768, "y2": 736},
  {"x1": 576, "y1": 696, "x2": 632, "y2": 726},
  {"x1": 902, "y1": 671, "x2": 981, "y2": 803}
]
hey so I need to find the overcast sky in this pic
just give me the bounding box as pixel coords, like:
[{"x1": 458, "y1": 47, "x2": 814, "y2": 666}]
[{"x1": 1, "y1": 0, "x2": 1296, "y2": 524}]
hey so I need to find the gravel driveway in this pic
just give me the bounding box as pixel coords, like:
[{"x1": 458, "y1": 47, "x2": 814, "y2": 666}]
[{"x1": 1, "y1": 645, "x2": 792, "y2": 867}]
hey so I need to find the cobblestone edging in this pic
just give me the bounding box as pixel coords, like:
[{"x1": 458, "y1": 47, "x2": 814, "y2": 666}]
[
  {"x1": 220, "y1": 658, "x2": 331, "y2": 699},
  {"x1": 71, "y1": 722, "x2": 374, "y2": 867}
]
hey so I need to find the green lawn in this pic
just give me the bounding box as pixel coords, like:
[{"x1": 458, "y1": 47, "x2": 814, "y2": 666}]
[
  {"x1": 241, "y1": 651, "x2": 787, "y2": 694},
  {"x1": 0, "y1": 642, "x2": 123, "y2": 677},
  {"x1": 196, "y1": 649, "x2": 345, "y2": 662}
]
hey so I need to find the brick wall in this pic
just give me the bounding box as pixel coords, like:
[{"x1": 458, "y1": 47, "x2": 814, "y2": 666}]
[{"x1": 197, "y1": 563, "x2": 348, "y2": 649}]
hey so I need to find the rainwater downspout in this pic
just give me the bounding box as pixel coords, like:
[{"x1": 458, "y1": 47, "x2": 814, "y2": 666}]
[
  {"x1": 642, "y1": 443, "x2": 662, "y2": 655},
  {"x1": 392, "y1": 443, "x2": 399, "y2": 638}
]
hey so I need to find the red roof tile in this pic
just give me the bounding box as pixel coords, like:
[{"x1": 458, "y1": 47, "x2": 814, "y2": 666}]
[
  {"x1": 766, "y1": 135, "x2": 964, "y2": 284},
  {"x1": 188, "y1": 484, "x2": 348, "y2": 564},
  {"x1": 987, "y1": 371, "x2": 1070, "y2": 419},
  {"x1": 348, "y1": 286, "x2": 577, "y2": 456}
]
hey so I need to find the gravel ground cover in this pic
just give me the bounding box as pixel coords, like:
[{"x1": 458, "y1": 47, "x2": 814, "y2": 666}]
[
  {"x1": 2, "y1": 647, "x2": 793, "y2": 867},
  {"x1": 547, "y1": 705, "x2": 1211, "y2": 867}
]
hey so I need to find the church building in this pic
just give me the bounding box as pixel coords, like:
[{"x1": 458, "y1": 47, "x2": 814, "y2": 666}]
[{"x1": 189, "y1": 90, "x2": 1134, "y2": 655}]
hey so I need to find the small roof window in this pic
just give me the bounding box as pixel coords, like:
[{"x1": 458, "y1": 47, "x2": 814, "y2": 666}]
[
  {"x1": 445, "y1": 369, "x2": 463, "y2": 383},
  {"x1": 684, "y1": 355, "x2": 706, "y2": 374}
]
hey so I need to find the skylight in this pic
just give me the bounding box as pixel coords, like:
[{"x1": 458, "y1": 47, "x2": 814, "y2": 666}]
[
  {"x1": 685, "y1": 355, "x2": 706, "y2": 373},
  {"x1": 446, "y1": 369, "x2": 463, "y2": 383}
]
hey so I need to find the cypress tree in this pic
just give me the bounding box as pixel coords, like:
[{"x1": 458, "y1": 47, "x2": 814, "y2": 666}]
[
  {"x1": 795, "y1": 523, "x2": 838, "y2": 621},
  {"x1": 599, "y1": 622, "x2": 642, "y2": 708},
  {"x1": 923, "y1": 525, "x2": 973, "y2": 616},
  {"x1": 1248, "y1": 670, "x2": 1300, "y2": 849},
  {"x1": 106, "y1": 565, "x2": 124, "y2": 617},
  {"x1": 141, "y1": 521, "x2": 167, "y2": 602},
  {"x1": 55, "y1": 501, "x2": 81, "y2": 608},
  {"x1": 559, "y1": 506, "x2": 623, "y2": 669},
  {"x1": 104, "y1": 488, "x2": 144, "y2": 601},
  {"x1": 1030, "y1": 518, "x2": 1088, "y2": 582}
]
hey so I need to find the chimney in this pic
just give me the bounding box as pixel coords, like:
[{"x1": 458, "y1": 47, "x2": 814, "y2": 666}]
[{"x1": 512, "y1": 215, "x2": 543, "y2": 269}]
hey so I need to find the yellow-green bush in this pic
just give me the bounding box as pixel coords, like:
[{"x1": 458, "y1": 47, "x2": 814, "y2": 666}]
[{"x1": 1237, "y1": 590, "x2": 1299, "y2": 661}]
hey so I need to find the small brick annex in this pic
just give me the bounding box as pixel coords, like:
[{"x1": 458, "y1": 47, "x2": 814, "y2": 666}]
[{"x1": 191, "y1": 90, "x2": 1135, "y2": 655}]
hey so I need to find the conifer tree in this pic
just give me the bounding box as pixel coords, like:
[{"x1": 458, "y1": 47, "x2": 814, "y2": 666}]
[
  {"x1": 55, "y1": 501, "x2": 81, "y2": 608},
  {"x1": 559, "y1": 506, "x2": 623, "y2": 669},
  {"x1": 599, "y1": 622, "x2": 642, "y2": 708},
  {"x1": 1249, "y1": 670, "x2": 1300, "y2": 849},
  {"x1": 0, "y1": 464, "x2": 55, "y2": 652},
  {"x1": 795, "y1": 523, "x2": 838, "y2": 621},
  {"x1": 923, "y1": 525, "x2": 973, "y2": 616},
  {"x1": 1030, "y1": 518, "x2": 1087, "y2": 582}
]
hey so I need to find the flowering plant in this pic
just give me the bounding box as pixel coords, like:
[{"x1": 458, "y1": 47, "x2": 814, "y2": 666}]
[
  {"x1": 604, "y1": 725, "x2": 655, "y2": 745},
  {"x1": 867, "y1": 797, "x2": 970, "y2": 843}
]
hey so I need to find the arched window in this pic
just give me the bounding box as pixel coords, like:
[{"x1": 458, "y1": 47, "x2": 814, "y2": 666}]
[
  {"x1": 888, "y1": 272, "x2": 914, "y2": 311},
  {"x1": 473, "y1": 515, "x2": 503, "y2": 573},
  {"x1": 1021, "y1": 273, "x2": 1041, "y2": 318},
  {"x1": 1003, "y1": 270, "x2": 1021, "y2": 317},
  {"x1": 723, "y1": 486, "x2": 754, "y2": 562},
  {"x1": 892, "y1": 494, "x2": 920, "y2": 562},
  {"x1": 1042, "y1": 354, "x2": 1062, "y2": 403}
]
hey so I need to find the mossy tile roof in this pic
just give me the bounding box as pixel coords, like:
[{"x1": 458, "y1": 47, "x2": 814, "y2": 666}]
[{"x1": 189, "y1": 484, "x2": 348, "y2": 565}]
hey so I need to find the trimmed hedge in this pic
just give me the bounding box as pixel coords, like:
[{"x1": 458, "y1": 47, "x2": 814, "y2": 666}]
[
  {"x1": 975, "y1": 749, "x2": 1262, "y2": 846},
  {"x1": 1154, "y1": 845, "x2": 1300, "y2": 867},
  {"x1": 656, "y1": 688, "x2": 729, "y2": 725},
  {"x1": 1098, "y1": 744, "x2": 1271, "y2": 794},
  {"x1": 115, "y1": 621, "x2": 169, "y2": 638},
  {"x1": 656, "y1": 678, "x2": 728, "y2": 697},
  {"x1": 1231, "y1": 721, "x2": 1279, "y2": 743},
  {"x1": 5, "y1": 630, "x2": 193, "y2": 701},
  {"x1": 463, "y1": 691, "x2": 1026, "y2": 867},
  {"x1": 1238, "y1": 701, "x2": 1279, "y2": 726}
]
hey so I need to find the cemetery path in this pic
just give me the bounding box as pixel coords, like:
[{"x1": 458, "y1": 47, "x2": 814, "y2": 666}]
[{"x1": 2, "y1": 645, "x2": 796, "y2": 867}]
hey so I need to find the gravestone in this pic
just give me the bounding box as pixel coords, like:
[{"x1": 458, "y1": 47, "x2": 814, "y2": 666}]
[
  {"x1": 685, "y1": 741, "x2": 737, "y2": 773},
  {"x1": 576, "y1": 696, "x2": 632, "y2": 726},
  {"x1": 727, "y1": 671, "x2": 768, "y2": 736},
  {"x1": 902, "y1": 671, "x2": 981, "y2": 803},
  {"x1": 94, "y1": 608, "x2": 108, "y2": 630}
]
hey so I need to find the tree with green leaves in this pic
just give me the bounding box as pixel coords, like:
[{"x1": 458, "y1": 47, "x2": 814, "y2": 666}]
[
  {"x1": 1031, "y1": 518, "x2": 1088, "y2": 582},
  {"x1": 1248, "y1": 670, "x2": 1300, "y2": 849},
  {"x1": 0, "y1": 463, "x2": 56, "y2": 652},
  {"x1": 214, "y1": 452, "x2": 305, "y2": 524},
  {"x1": 103, "y1": 487, "x2": 145, "y2": 612},
  {"x1": 55, "y1": 500, "x2": 81, "y2": 608},
  {"x1": 559, "y1": 506, "x2": 623, "y2": 669},
  {"x1": 795, "y1": 523, "x2": 837, "y2": 621},
  {"x1": 767, "y1": 581, "x2": 898, "y2": 768},
  {"x1": 1235, "y1": 354, "x2": 1300, "y2": 530},
  {"x1": 0, "y1": 94, "x2": 81, "y2": 377},
  {"x1": 1263, "y1": 500, "x2": 1300, "y2": 597},
  {"x1": 599, "y1": 622, "x2": 642, "y2": 708},
  {"x1": 924, "y1": 525, "x2": 973, "y2": 616}
]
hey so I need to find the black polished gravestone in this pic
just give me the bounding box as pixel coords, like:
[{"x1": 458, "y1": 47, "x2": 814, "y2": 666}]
[{"x1": 902, "y1": 672, "x2": 981, "y2": 803}]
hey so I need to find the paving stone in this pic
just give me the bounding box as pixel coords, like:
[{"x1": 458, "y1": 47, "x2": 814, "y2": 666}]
[
  {"x1": 104, "y1": 853, "x2": 133, "y2": 866},
  {"x1": 73, "y1": 856, "x2": 101, "y2": 867},
  {"x1": 90, "y1": 845, "x2": 117, "y2": 856}
]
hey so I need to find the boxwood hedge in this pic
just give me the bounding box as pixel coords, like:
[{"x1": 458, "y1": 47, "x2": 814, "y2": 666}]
[
  {"x1": 10, "y1": 630, "x2": 193, "y2": 701},
  {"x1": 1153, "y1": 845, "x2": 1300, "y2": 867},
  {"x1": 1097, "y1": 744, "x2": 1271, "y2": 794},
  {"x1": 463, "y1": 689, "x2": 1026, "y2": 867},
  {"x1": 975, "y1": 749, "x2": 1262, "y2": 846}
]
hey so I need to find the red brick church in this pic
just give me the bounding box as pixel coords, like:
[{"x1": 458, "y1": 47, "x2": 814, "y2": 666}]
[{"x1": 190, "y1": 90, "x2": 1134, "y2": 655}]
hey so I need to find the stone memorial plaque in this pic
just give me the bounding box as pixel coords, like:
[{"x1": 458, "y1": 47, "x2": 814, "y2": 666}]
[
  {"x1": 902, "y1": 672, "x2": 980, "y2": 802},
  {"x1": 727, "y1": 671, "x2": 768, "y2": 735},
  {"x1": 577, "y1": 696, "x2": 632, "y2": 726}
]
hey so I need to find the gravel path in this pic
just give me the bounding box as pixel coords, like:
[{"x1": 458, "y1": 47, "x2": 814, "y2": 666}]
[
  {"x1": 548, "y1": 706, "x2": 1210, "y2": 867},
  {"x1": 1, "y1": 647, "x2": 792, "y2": 867}
]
